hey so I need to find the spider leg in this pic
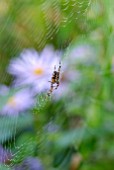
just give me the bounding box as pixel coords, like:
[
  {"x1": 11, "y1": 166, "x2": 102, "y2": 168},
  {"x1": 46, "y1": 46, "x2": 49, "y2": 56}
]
[
  {"x1": 54, "y1": 65, "x2": 56, "y2": 71},
  {"x1": 54, "y1": 81, "x2": 59, "y2": 90},
  {"x1": 58, "y1": 61, "x2": 61, "y2": 72},
  {"x1": 54, "y1": 61, "x2": 61, "y2": 88},
  {"x1": 47, "y1": 83, "x2": 54, "y2": 96}
]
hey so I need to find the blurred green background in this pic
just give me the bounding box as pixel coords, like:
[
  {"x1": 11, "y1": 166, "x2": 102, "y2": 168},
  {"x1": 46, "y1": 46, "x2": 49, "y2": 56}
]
[{"x1": 0, "y1": 0, "x2": 114, "y2": 170}]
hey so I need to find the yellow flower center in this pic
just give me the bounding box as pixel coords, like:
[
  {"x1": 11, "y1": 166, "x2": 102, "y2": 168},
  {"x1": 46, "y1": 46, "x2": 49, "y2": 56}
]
[
  {"x1": 7, "y1": 97, "x2": 17, "y2": 107},
  {"x1": 33, "y1": 68, "x2": 44, "y2": 75}
]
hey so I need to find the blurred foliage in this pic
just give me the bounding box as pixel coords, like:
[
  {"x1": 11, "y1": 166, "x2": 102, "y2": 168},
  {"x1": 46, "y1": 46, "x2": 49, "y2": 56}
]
[
  {"x1": 0, "y1": 0, "x2": 114, "y2": 170},
  {"x1": 0, "y1": 0, "x2": 90, "y2": 84}
]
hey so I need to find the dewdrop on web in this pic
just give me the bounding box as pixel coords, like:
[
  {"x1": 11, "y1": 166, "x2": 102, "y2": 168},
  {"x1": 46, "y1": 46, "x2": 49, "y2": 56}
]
[
  {"x1": 0, "y1": 89, "x2": 35, "y2": 116},
  {"x1": 8, "y1": 45, "x2": 62, "y2": 94}
]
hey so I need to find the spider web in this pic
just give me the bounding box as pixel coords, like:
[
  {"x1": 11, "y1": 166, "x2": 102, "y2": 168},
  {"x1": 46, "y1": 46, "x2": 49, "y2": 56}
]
[{"x1": 0, "y1": 0, "x2": 93, "y2": 169}]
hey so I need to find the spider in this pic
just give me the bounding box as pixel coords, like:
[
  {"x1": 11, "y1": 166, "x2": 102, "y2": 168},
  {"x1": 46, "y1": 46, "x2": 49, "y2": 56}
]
[{"x1": 47, "y1": 61, "x2": 61, "y2": 96}]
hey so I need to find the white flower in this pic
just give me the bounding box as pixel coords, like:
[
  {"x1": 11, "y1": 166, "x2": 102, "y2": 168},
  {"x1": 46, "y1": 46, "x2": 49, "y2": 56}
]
[
  {"x1": 44, "y1": 121, "x2": 60, "y2": 133},
  {"x1": 0, "y1": 84, "x2": 9, "y2": 96},
  {"x1": 0, "y1": 89, "x2": 34, "y2": 116},
  {"x1": 69, "y1": 44, "x2": 96, "y2": 64},
  {"x1": 8, "y1": 45, "x2": 61, "y2": 93},
  {"x1": 0, "y1": 145, "x2": 11, "y2": 163}
]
